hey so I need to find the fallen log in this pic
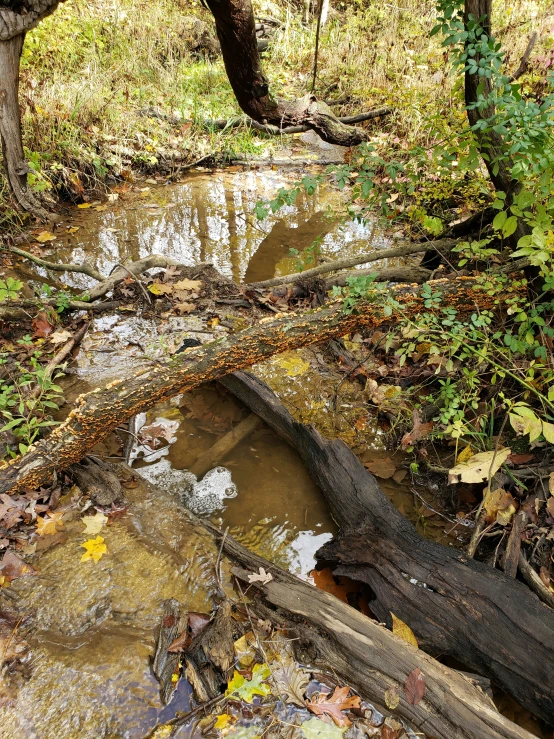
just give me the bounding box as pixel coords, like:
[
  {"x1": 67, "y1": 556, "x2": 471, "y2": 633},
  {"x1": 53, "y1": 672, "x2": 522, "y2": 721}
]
[
  {"x1": 215, "y1": 526, "x2": 536, "y2": 739},
  {"x1": 100, "y1": 461, "x2": 534, "y2": 739},
  {"x1": 189, "y1": 412, "x2": 262, "y2": 477},
  {"x1": 219, "y1": 371, "x2": 554, "y2": 726},
  {"x1": 324, "y1": 265, "x2": 432, "y2": 290},
  {"x1": 0, "y1": 277, "x2": 510, "y2": 495},
  {"x1": 248, "y1": 238, "x2": 457, "y2": 288}
]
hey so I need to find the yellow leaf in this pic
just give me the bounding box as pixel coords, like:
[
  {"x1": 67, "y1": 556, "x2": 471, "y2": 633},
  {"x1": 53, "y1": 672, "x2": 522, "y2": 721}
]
[
  {"x1": 456, "y1": 445, "x2": 474, "y2": 464},
  {"x1": 384, "y1": 686, "x2": 400, "y2": 710},
  {"x1": 214, "y1": 714, "x2": 233, "y2": 730},
  {"x1": 80, "y1": 535, "x2": 107, "y2": 563},
  {"x1": 81, "y1": 511, "x2": 108, "y2": 535},
  {"x1": 391, "y1": 613, "x2": 418, "y2": 648},
  {"x1": 148, "y1": 283, "x2": 174, "y2": 295},
  {"x1": 36, "y1": 512, "x2": 64, "y2": 536},
  {"x1": 36, "y1": 231, "x2": 56, "y2": 242},
  {"x1": 95, "y1": 205, "x2": 108, "y2": 212},
  {"x1": 225, "y1": 663, "x2": 271, "y2": 702},
  {"x1": 67, "y1": 226, "x2": 80, "y2": 233},
  {"x1": 77, "y1": 203, "x2": 92, "y2": 209},
  {"x1": 483, "y1": 488, "x2": 517, "y2": 526},
  {"x1": 549, "y1": 471, "x2": 554, "y2": 497},
  {"x1": 276, "y1": 354, "x2": 310, "y2": 377},
  {"x1": 448, "y1": 448, "x2": 511, "y2": 484}
]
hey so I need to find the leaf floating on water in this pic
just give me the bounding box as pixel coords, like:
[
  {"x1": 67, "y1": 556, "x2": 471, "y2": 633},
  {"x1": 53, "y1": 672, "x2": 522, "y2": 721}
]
[
  {"x1": 81, "y1": 511, "x2": 108, "y2": 535},
  {"x1": 404, "y1": 667, "x2": 425, "y2": 706},
  {"x1": 364, "y1": 456, "x2": 396, "y2": 480},
  {"x1": 300, "y1": 717, "x2": 346, "y2": 739},
  {"x1": 306, "y1": 686, "x2": 361, "y2": 727},
  {"x1": 36, "y1": 230, "x2": 56, "y2": 242},
  {"x1": 247, "y1": 567, "x2": 273, "y2": 585},
  {"x1": 448, "y1": 448, "x2": 511, "y2": 484},
  {"x1": 225, "y1": 663, "x2": 271, "y2": 702},
  {"x1": 80, "y1": 535, "x2": 108, "y2": 563},
  {"x1": 384, "y1": 685, "x2": 400, "y2": 710},
  {"x1": 391, "y1": 613, "x2": 418, "y2": 648},
  {"x1": 271, "y1": 657, "x2": 310, "y2": 706},
  {"x1": 276, "y1": 354, "x2": 310, "y2": 377},
  {"x1": 214, "y1": 713, "x2": 234, "y2": 730},
  {"x1": 77, "y1": 202, "x2": 92, "y2": 208},
  {"x1": 36, "y1": 511, "x2": 64, "y2": 536}
]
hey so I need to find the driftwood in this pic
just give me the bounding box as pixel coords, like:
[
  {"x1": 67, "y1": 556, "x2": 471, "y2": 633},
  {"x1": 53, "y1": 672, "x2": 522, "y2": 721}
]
[
  {"x1": 189, "y1": 413, "x2": 262, "y2": 477},
  {"x1": 324, "y1": 265, "x2": 432, "y2": 290},
  {"x1": 248, "y1": 238, "x2": 457, "y2": 288},
  {"x1": 0, "y1": 277, "x2": 511, "y2": 495},
  {"x1": 219, "y1": 371, "x2": 554, "y2": 726}
]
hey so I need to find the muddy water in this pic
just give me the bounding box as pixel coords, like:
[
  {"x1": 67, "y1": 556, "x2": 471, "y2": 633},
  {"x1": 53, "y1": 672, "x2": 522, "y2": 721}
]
[{"x1": 31, "y1": 167, "x2": 399, "y2": 289}]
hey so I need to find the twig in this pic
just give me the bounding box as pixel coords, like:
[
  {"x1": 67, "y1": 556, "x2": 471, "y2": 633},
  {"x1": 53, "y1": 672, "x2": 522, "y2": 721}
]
[
  {"x1": 311, "y1": 0, "x2": 324, "y2": 91},
  {"x1": 114, "y1": 263, "x2": 152, "y2": 305},
  {"x1": 2, "y1": 245, "x2": 104, "y2": 282},
  {"x1": 28, "y1": 321, "x2": 90, "y2": 400},
  {"x1": 215, "y1": 526, "x2": 229, "y2": 591},
  {"x1": 518, "y1": 552, "x2": 554, "y2": 609},
  {"x1": 509, "y1": 31, "x2": 538, "y2": 81},
  {"x1": 467, "y1": 414, "x2": 509, "y2": 559}
]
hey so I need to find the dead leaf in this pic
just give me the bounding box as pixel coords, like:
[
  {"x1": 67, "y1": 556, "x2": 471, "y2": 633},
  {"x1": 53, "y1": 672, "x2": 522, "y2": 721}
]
[
  {"x1": 306, "y1": 686, "x2": 361, "y2": 727},
  {"x1": 168, "y1": 630, "x2": 191, "y2": 653},
  {"x1": 0, "y1": 551, "x2": 37, "y2": 581},
  {"x1": 81, "y1": 511, "x2": 108, "y2": 535},
  {"x1": 77, "y1": 202, "x2": 92, "y2": 208},
  {"x1": 405, "y1": 667, "x2": 425, "y2": 705},
  {"x1": 384, "y1": 686, "x2": 400, "y2": 710},
  {"x1": 391, "y1": 613, "x2": 418, "y2": 648},
  {"x1": 173, "y1": 278, "x2": 203, "y2": 292},
  {"x1": 448, "y1": 448, "x2": 512, "y2": 484},
  {"x1": 549, "y1": 472, "x2": 554, "y2": 497},
  {"x1": 49, "y1": 329, "x2": 72, "y2": 345},
  {"x1": 546, "y1": 497, "x2": 554, "y2": 519},
  {"x1": 36, "y1": 230, "x2": 56, "y2": 243},
  {"x1": 456, "y1": 445, "x2": 474, "y2": 464},
  {"x1": 32, "y1": 311, "x2": 55, "y2": 339},
  {"x1": 401, "y1": 409, "x2": 433, "y2": 449},
  {"x1": 509, "y1": 452, "x2": 534, "y2": 465},
  {"x1": 174, "y1": 302, "x2": 196, "y2": 314},
  {"x1": 247, "y1": 567, "x2": 273, "y2": 585},
  {"x1": 271, "y1": 658, "x2": 310, "y2": 706},
  {"x1": 364, "y1": 456, "x2": 396, "y2": 479},
  {"x1": 36, "y1": 511, "x2": 64, "y2": 536},
  {"x1": 148, "y1": 282, "x2": 174, "y2": 295},
  {"x1": 482, "y1": 488, "x2": 517, "y2": 526},
  {"x1": 381, "y1": 718, "x2": 405, "y2": 739},
  {"x1": 138, "y1": 419, "x2": 179, "y2": 449}
]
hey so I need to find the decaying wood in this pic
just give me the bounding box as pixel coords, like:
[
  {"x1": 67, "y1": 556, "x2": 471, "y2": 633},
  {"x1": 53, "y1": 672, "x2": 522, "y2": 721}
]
[
  {"x1": 518, "y1": 552, "x2": 554, "y2": 609},
  {"x1": 324, "y1": 265, "x2": 432, "y2": 290},
  {"x1": 190, "y1": 413, "x2": 263, "y2": 478},
  {"x1": 248, "y1": 238, "x2": 457, "y2": 288},
  {"x1": 204, "y1": 0, "x2": 368, "y2": 146},
  {"x1": 153, "y1": 598, "x2": 184, "y2": 705},
  {"x1": 219, "y1": 371, "x2": 554, "y2": 725},
  {"x1": 0, "y1": 277, "x2": 511, "y2": 495},
  {"x1": 3, "y1": 245, "x2": 104, "y2": 282}
]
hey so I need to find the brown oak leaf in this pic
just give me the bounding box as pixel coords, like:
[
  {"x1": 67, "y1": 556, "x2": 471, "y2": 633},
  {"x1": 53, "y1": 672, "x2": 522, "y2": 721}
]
[
  {"x1": 306, "y1": 685, "x2": 361, "y2": 727},
  {"x1": 401, "y1": 409, "x2": 433, "y2": 450}
]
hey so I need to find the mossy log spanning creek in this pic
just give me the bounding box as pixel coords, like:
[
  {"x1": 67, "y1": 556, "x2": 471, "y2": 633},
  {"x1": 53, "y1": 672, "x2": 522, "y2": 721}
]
[{"x1": 0, "y1": 277, "x2": 511, "y2": 494}]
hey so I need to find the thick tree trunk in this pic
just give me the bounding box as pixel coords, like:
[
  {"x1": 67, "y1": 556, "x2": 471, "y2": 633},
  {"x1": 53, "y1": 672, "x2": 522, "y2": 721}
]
[
  {"x1": 204, "y1": 0, "x2": 367, "y2": 146},
  {"x1": 0, "y1": 32, "x2": 49, "y2": 219},
  {"x1": 0, "y1": 277, "x2": 512, "y2": 494},
  {"x1": 220, "y1": 371, "x2": 554, "y2": 726}
]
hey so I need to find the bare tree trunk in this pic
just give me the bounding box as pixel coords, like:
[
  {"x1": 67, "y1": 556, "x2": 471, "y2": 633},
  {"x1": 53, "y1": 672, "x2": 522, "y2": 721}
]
[
  {"x1": 0, "y1": 33, "x2": 49, "y2": 219},
  {"x1": 204, "y1": 0, "x2": 367, "y2": 146}
]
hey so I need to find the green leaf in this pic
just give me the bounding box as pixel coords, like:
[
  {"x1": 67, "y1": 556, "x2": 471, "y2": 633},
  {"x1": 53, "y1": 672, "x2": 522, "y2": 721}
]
[
  {"x1": 502, "y1": 216, "x2": 518, "y2": 238},
  {"x1": 225, "y1": 663, "x2": 271, "y2": 703},
  {"x1": 541, "y1": 421, "x2": 554, "y2": 444},
  {"x1": 493, "y1": 211, "x2": 507, "y2": 231},
  {"x1": 301, "y1": 718, "x2": 346, "y2": 739}
]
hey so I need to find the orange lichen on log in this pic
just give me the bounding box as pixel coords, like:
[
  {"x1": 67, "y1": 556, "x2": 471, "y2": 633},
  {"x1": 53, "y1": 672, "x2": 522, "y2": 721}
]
[{"x1": 0, "y1": 279, "x2": 512, "y2": 494}]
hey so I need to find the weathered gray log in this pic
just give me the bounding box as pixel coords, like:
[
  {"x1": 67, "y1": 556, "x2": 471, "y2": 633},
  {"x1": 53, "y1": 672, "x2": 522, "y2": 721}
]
[{"x1": 219, "y1": 371, "x2": 554, "y2": 725}]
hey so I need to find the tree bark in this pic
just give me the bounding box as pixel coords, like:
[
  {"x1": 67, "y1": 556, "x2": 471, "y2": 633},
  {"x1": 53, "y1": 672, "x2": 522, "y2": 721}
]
[
  {"x1": 0, "y1": 277, "x2": 511, "y2": 495},
  {"x1": 0, "y1": 32, "x2": 49, "y2": 218},
  {"x1": 219, "y1": 371, "x2": 554, "y2": 726},
  {"x1": 203, "y1": 0, "x2": 367, "y2": 146}
]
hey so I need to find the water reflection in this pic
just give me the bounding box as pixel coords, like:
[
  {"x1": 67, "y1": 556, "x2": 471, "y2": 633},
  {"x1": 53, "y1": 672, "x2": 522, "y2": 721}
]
[{"x1": 44, "y1": 169, "x2": 389, "y2": 289}]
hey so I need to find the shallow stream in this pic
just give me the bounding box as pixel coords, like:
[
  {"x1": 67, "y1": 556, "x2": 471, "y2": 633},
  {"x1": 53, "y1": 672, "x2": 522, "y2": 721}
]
[{"x1": 4, "y1": 161, "x2": 544, "y2": 738}]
